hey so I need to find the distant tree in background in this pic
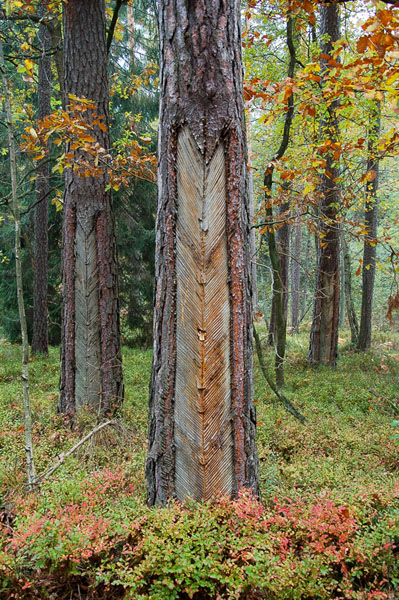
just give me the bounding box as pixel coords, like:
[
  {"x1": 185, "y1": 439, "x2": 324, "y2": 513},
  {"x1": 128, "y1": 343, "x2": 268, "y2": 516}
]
[
  {"x1": 357, "y1": 101, "x2": 381, "y2": 352},
  {"x1": 109, "y1": 0, "x2": 159, "y2": 347},
  {"x1": 32, "y1": 10, "x2": 51, "y2": 356},
  {"x1": 308, "y1": 2, "x2": 340, "y2": 366}
]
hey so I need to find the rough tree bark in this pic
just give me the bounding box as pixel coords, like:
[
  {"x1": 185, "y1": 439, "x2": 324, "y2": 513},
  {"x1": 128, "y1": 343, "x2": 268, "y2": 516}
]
[
  {"x1": 247, "y1": 122, "x2": 258, "y2": 313},
  {"x1": 59, "y1": 0, "x2": 123, "y2": 416},
  {"x1": 147, "y1": 0, "x2": 258, "y2": 505},
  {"x1": 263, "y1": 14, "x2": 296, "y2": 388},
  {"x1": 308, "y1": 3, "x2": 340, "y2": 366},
  {"x1": 357, "y1": 101, "x2": 381, "y2": 352},
  {"x1": 301, "y1": 230, "x2": 311, "y2": 321},
  {"x1": 32, "y1": 17, "x2": 51, "y2": 356},
  {"x1": 268, "y1": 199, "x2": 290, "y2": 345}
]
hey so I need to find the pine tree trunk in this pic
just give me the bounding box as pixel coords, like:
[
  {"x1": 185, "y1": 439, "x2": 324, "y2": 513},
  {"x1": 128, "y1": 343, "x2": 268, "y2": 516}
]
[
  {"x1": 291, "y1": 214, "x2": 302, "y2": 332},
  {"x1": 301, "y1": 230, "x2": 310, "y2": 321},
  {"x1": 308, "y1": 3, "x2": 340, "y2": 366},
  {"x1": 48, "y1": 18, "x2": 65, "y2": 108},
  {"x1": 264, "y1": 15, "x2": 296, "y2": 383},
  {"x1": 357, "y1": 102, "x2": 381, "y2": 352},
  {"x1": 127, "y1": 3, "x2": 136, "y2": 69},
  {"x1": 59, "y1": 0, "x2": 123, "y2": 416},
  {"x1": 339, "y1": 244, "x2": 345, "y2": 328},
  {"x1": 247, "y1": 123, "x2": 258, "y2": 313},
  {"x1": 147, "y1": 0, "x2": 258, "y2": 506},
  {"x1": 268, "y1": 202, "x2": 290, "y2": 344},
  {"x1": 267, "y1": 201, "x2": 289, "y2": 386},
  {"x1": 32, "y1": 18, "x2": 51, "y2": 356}
]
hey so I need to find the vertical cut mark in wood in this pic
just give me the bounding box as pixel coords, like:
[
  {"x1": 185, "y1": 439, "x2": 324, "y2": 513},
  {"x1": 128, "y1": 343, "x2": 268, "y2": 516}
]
[
  {"x1": 175, "y1": 127, "x2": 233, "y2": 501},
  {"x1": 75, "y1": 213, "x2": 102, "y2": 409}
]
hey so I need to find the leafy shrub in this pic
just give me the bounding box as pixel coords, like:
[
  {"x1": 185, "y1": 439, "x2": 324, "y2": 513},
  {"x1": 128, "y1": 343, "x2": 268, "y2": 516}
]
[{"x1": 1, "y1": 478, "x2": 398, "y2": 600}]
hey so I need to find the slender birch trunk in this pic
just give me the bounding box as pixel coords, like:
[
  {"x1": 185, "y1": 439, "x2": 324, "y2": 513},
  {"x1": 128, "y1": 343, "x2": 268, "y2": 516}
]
[{"x1": 0, "y1": 41, "x2": 37, "y2": 488}]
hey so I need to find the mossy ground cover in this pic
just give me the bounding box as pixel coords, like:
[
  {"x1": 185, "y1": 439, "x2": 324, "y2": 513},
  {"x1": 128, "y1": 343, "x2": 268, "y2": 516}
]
[{"x1": 0, "y1": 329, "x2": 398, "y2": 599}]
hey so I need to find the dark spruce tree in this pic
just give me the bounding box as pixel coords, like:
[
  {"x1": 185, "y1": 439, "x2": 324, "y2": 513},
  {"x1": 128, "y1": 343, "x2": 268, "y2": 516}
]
[
  {"x1": 147, "y1": 0, "x2": 259, "y2": 506},
  {"x1": 108, "y1": 0, "x2": 159, "y2": 348}
]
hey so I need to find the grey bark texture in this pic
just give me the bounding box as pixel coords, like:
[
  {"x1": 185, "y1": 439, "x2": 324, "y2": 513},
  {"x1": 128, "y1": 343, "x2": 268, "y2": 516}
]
[
  {"x1": 32, "y1": 18, "x2": 51, "y2": 356},
  {"x1": 342, "y1": 235, "x2": 359, "y2": 345},
  {"x1": 291, "y1": 214, "x2": 302, "y2": 332},
  {"x1": 268, "y1": 200, "x2": 290, "y2": 345},
  {"x1": 357, "y1": 102, "x2": 381, "y2": 352},
  {"x1": 147, "y1": 0, "x2": 258, "y2": 506},
  {"x1": 301, "y1": 231, "x2": 311, "y2": 321},
  {"x1": 308, "y1": 3, "x2": 340, "y2": 366},
  {"x1": 59, "y1": 0, "x2": 123, "y2": 417}
]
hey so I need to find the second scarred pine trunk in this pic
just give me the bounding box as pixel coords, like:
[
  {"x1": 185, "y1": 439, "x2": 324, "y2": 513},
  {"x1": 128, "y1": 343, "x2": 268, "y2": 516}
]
[
  {"x1": 147, "y1": 0, "x2": 258, "y2": 506},
  {"x1": 59, "y1": 0, "x2": 123, "y2": 416}
]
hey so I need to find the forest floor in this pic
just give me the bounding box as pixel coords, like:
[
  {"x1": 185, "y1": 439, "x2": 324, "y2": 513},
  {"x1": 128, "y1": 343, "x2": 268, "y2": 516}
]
[{"x1": 0, "y1": 327, "x2": 398, "y2": 599}]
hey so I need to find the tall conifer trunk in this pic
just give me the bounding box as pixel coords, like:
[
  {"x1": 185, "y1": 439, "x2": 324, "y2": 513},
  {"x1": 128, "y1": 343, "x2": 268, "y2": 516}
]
[
  {"x1": 32, "y1": 17, "x2": 51, "y2": 356},
  {"x1": 308, "y1": 3, "x2": 340, "y2": 366},
  {"x1": 147, "y1": 0, "x2": 258, "y2": 506},
  {"x1": 342, "y1": 234, "x2": 359, "y2": 345},
  {"x1": 268, "y1": 200, "x2": 290, "y2": 346},
  {"x1": 357, "y1": 102, "x2": 381, "y2": 352},
  {"x1": 291, "y1": 215, "x2": 302, "y2": 332},
  {"x1": 59, "y1": 0, "x2": 123, "y2": 416}
]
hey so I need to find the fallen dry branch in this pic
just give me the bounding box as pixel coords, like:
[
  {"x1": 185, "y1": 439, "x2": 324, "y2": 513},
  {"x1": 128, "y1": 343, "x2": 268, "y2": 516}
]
[{"x1": 38, "y1": 419, "x2": 118, "y2": 482}]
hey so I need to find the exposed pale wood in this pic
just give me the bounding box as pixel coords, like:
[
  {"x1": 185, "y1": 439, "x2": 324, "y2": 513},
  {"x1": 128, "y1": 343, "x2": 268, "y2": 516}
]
[
  {"x1": 74, "y1": 214, "x2": 102, "y2": 409},
  {"x1": 175, "y1": 127, "x2": 233, "y2": 501},
  {"x1": 147, "y1": 0, "x2": 259, "y2": 505}
]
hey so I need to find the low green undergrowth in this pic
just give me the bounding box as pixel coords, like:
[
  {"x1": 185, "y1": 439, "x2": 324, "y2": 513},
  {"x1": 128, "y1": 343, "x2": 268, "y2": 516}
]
[{"x1": 0, "y1": 329, "x2": 398, "y2": 598}]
